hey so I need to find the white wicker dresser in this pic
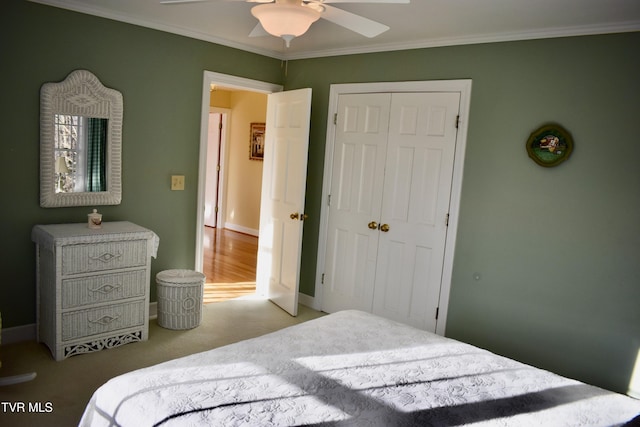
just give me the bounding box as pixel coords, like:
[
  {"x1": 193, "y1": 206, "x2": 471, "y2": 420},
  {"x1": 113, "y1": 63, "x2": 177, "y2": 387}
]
[{"x1": 32, "y1": 222, "x2": 159, "y2": 361}]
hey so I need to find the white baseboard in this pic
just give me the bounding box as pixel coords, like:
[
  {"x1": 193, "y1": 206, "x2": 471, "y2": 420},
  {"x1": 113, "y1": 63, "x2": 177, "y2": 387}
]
[
  {"x1": 298, "y1": 293, "x2": 320, "y2": 311},
  {"x1": 2, "y1": 297, "x2": 316, "y2": 344},
  {"x1": 1, "y1": 323, "x2": 36, "y2": 345},
  {"x1": 149, "y1": 301, "x2": 157, "y2": 319},
  {"x1": 2, "y1": 302, "x2": 160, "y2": 345},
  {"x1": 223, "y1": 223, "x2": 259, "y2": 237}
]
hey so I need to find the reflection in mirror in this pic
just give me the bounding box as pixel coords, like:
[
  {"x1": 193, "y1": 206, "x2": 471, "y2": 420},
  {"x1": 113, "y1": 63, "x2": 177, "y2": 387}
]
[
  {"x1": 54, "y1": 115, "x2": 108, "y2": 193},
  {"x1": 40, "y1": 70, "x2": 122, "y2": 208}
]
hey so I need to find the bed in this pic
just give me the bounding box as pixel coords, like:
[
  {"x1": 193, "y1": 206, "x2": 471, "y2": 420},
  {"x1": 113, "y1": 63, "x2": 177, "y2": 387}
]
[{"x1": 80, "y1": 310, "x2": 640, "y2": 426}]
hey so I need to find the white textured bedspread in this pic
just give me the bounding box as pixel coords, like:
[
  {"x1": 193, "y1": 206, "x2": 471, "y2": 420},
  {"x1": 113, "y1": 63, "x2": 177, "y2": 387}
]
[{"x1": 80, "y1": 310, "x2": 640, "y2": 426}]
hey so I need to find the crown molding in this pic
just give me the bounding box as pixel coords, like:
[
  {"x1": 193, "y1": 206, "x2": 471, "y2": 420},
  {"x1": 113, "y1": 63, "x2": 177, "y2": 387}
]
[
  {"x1": 282, "y1": 20, "x2": 640, "y2": 60},
  {"x1": 28, "y1": 0, "x2": 285, "y2": 59},
  {"x1": 28, "y1": 0, "x2": 640, "y2": 61}
]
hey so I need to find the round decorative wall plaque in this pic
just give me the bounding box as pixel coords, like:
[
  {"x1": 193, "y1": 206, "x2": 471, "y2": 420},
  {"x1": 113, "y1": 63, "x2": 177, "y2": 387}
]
[{"x1": 526, "y1": 123, "x2": 574, "y2": 167}]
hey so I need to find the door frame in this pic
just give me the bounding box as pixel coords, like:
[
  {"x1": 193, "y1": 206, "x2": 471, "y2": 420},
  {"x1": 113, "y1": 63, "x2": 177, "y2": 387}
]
[
  {"x1": 195, "y1": 71, "x2": 283, "y2": 273},
  {"x1": 314, "y1": 80, "x2": 472, "y2": 336}
]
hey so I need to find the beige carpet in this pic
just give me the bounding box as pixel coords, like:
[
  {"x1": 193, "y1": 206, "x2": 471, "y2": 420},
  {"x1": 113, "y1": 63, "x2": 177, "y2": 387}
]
[{"x1": 0, "y1": 299, "x2": 324, "y2": 427}]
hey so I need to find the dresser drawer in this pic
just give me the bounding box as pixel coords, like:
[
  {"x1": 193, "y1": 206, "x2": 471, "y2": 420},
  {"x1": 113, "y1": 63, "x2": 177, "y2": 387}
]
[
  {"x1": 61, "y1": 270, "x2": 147, "y2": 309},
  {"x1": 62, "y1": 240, "x2": 148, "y2": 275},
  {"x1": 62, "y1": 300, "x2": 145, "y2": 341}
]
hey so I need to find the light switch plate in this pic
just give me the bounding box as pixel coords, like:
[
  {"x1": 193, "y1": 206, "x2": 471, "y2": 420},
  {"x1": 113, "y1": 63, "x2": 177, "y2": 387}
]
[{"x1": 171, "y1": 175, "x2": 185, "y2": 191}]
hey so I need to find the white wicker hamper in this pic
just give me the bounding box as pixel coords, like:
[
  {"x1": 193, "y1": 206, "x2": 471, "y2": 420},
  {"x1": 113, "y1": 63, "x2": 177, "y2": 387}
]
[{"x1": 156, "y1": 269, "x2": 205, "y2": 330}]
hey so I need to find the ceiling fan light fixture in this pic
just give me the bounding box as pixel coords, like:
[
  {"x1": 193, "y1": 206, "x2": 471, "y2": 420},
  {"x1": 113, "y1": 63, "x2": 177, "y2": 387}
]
[{"x1": 251, "y1": 1, "x2": 321, "y2": 47}]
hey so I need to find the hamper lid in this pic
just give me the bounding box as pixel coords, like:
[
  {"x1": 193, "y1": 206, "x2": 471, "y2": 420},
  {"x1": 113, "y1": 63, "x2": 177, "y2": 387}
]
[{"x1": 156, "y1": 269, "x2": 205, "y2": 284}]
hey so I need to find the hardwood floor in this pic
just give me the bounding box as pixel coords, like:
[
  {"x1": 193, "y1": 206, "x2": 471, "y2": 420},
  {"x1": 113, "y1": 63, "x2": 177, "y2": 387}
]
[{"x1": 202, "y1": 227, "x2": 258, "y2": 303}]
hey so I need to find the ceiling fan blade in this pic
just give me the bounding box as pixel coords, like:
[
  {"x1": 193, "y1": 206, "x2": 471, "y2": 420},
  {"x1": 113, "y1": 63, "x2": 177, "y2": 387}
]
[
  {"x1": 320, "y1": 0, "x2": 409, "y2": 3},
  {"x1": 320, "y1": 4, "x2": 389, "y2": 38}
]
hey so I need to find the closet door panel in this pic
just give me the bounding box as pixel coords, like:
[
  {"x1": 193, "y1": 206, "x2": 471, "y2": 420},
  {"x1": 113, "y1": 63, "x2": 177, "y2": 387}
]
[
  {"x1": 322, "y1": 93, "x2": 391, "y2": 313},
  {"x1": 373, "y1": 92, "x2": 461, "y2": 330}
]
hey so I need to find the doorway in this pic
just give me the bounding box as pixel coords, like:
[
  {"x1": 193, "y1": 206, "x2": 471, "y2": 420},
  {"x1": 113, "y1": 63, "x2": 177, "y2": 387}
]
[
  {"x1": 202, "y1": 227, "x2": 258, "y2": 303},
  {"x1": 195, "y1": 72, "x2": 283, "y2": 300},
  {"x1": 203, "y1": 108, "x2": 259, "y2": 302}
]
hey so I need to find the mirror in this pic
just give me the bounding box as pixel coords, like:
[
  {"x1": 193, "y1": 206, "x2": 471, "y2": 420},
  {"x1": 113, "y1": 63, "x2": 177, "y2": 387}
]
[{"x1": 40, "y1": 70, "x2": 122, "y2": 207}]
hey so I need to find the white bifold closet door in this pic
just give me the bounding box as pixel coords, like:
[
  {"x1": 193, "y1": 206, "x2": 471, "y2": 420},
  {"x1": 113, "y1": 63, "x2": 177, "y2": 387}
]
[{"x1": 322, "y1": 91, "x2": 461, "y2": 332}]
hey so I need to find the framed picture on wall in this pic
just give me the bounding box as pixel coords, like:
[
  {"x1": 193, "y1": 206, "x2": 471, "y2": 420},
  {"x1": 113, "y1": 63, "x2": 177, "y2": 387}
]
[
  {"x1": 249, "y1": 122, "x2": 266, "y2": 161},
  {"x1": 526, "y1": 123, "x2": 574, "y2": 167}
]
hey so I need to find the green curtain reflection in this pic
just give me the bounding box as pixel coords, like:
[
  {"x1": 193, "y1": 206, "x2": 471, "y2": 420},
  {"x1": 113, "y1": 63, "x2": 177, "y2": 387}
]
[{"x1": 87, "y1": 118, "x2": 107, "y2": 192}]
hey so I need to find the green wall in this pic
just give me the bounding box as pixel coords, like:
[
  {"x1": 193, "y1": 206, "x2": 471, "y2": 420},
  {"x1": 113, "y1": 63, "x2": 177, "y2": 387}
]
[
  {"x1": 286, "y1": 34, "x2": 640, "y2": 395},
  {"x1": 0, "y1": 1, "x2": 283, "y2": 325},
  {"x1": 1, "y1": 0, "x2": 639, "y2": 396}
]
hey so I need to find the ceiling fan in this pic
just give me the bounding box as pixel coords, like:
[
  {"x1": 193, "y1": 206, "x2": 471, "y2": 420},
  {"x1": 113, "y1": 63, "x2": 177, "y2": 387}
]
[{"x1": 160, "y1": 0, "x2": 410, "y2": 47}]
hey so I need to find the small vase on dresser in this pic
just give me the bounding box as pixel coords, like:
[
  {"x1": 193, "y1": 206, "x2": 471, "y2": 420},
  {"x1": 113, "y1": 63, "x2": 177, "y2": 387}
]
[{"x1": 32, "y1": 221, "x2": 159, "y2": 361}]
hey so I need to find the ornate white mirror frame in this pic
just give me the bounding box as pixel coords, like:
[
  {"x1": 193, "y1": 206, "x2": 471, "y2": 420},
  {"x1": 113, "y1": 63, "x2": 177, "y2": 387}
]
[{"x1": 40, "y1": 70, "x2": 122, "y2": 207}]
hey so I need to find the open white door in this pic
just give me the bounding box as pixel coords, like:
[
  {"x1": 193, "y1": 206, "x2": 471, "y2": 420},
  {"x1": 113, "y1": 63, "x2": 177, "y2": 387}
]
[{"x1": 256, "y1": 88, "x2": 312, "y2": 316}]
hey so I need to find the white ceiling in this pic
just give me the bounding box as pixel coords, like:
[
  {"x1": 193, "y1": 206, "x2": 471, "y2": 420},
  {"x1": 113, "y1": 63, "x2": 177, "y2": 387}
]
[{"x1": 29, "y1": 0, "x2": 640, "y2": 60}]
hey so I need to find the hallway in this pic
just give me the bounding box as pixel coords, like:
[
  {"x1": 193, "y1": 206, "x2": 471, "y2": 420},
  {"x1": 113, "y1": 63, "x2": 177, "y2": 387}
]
[{"x1": 202, "y1": 227, "x2": 258, "y2": 303}]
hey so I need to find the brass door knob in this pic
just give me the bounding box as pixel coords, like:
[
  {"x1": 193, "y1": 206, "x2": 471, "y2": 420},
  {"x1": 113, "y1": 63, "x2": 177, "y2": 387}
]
[
  {"x1": 290, "y1": 212, "x2": 299, "y2": 220},
  {"x1": 380, "y1": 223, "x2": 390, "y2": 232},
  {"x1": 368, "y1": 221, "x2": 378, "y2": 230}
]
